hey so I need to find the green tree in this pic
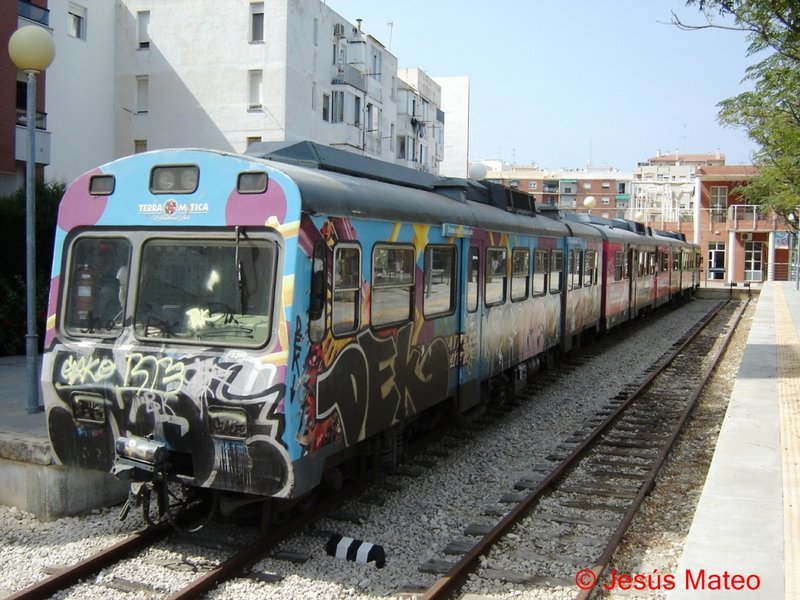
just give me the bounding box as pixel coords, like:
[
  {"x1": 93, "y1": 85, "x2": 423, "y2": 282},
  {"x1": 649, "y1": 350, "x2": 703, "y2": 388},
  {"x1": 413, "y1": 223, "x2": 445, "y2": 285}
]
[{"x1": 674, "y1": 1, "x2": 800, "y2": 228}]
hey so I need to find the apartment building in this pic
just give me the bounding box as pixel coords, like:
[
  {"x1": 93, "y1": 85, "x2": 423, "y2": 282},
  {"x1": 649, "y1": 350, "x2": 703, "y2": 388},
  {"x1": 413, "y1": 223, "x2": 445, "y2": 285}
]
[
  {"x1": 3, "y1": 0, "x2": 465, "y2": 187},
  {"x1": 485, "y1": 166, "x2": 633, "y2": 220},
  {"x1": 2, "y1": 0, "x2": 51, "y2": 195}
]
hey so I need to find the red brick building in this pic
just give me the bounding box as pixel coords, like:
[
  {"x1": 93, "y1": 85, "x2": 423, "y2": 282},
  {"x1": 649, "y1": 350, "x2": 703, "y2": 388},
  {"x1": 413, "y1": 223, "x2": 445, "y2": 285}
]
[{"x1": 1, "y1": 0, "x2": 50, "y2": 195}]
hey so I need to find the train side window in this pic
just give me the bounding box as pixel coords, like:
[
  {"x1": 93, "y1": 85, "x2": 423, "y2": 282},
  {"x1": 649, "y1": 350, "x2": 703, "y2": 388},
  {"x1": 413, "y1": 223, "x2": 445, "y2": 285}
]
[
  {"x1": 532, "y1": 248, "x2": 548, "y2": 297},
  {"x1": 467, "y1": 246, "x2": 479, "y2": 312},
  {"x1": 511, "y1": 248, "x2": 530, "y2": 301},
  {"x1": 423, "y1": 245, "x2": 456, "y2": 318},
  {"x1": 372, "y1": 244, "x2": 414, "y2": 327},
  {"x1": 569, "y1": 250, "x2": 583, "y2": 290},
  {"x1": 661, "y1": 251, "x2": 670, "y2": 273},
  {"x1": 550, "y1": 250, "x2": 564, "y2": 293},
  {"x1": 309, "y1": 242, "x2": 327, "y2": 342},
  {"x1": 614, "y1": 250, "x2": 624, "y2": 281},
  {"x1": 332, "y1": 244, "x2": 361, "y2": 335},
  {"x1": 584, "y1": 250, "x2": 596, "y2": 287},
  {"x1": 485, "y1": 247, "x2": 507, "y2": 306},
  {"x1": 673, "y1": 251, "x2": 681, "y2": 271}
]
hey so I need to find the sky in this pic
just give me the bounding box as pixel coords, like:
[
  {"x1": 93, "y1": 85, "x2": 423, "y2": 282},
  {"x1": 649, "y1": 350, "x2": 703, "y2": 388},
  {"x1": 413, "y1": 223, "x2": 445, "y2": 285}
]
[{"x1": 324, "y1": 0, "x2": 762, "y2": 171}]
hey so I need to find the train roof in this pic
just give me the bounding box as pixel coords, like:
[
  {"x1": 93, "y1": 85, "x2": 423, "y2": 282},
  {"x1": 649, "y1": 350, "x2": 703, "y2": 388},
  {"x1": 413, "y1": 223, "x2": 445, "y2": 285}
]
[
  {"x1": 247, "y1": 142, "x2": 570, "y2": 238},
  {"x1": 565, "y1": 212, "x2": 693, "y2": 247}
]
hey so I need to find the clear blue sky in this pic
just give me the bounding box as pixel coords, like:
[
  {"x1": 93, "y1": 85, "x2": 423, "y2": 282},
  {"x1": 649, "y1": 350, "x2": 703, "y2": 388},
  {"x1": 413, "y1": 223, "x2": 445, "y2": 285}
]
[{"x1": 325, "y1": 0, "x2": 760, "y2": 170}]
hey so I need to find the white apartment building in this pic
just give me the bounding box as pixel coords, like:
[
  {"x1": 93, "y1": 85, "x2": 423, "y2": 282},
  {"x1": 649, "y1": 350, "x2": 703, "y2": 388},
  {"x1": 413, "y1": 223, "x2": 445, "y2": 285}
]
[
  {"x1": 43, "y1": 0, "x2": 462, "y2": 184},
  {"x1": 630, "y1": 151, "x2": 725, "y2": 225},
  {"x1": 434, "y1": 76, "x2": 469, "y2": 178}
]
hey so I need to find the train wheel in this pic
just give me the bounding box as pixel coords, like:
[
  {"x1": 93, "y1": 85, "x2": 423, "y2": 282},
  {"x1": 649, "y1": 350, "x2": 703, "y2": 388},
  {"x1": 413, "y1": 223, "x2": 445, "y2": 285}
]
[{"x1": 161, "y1": 480, "x2": 218, "y2": 533}]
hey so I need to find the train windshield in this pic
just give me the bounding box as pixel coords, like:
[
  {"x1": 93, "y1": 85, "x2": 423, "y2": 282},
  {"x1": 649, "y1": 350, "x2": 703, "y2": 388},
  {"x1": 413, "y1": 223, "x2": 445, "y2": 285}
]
[
  {"x1": 64, "y1": 237, "x2": 132, "y2": 336},
  {"x1": 134, "y1": 237, "x2": 276, "y2": 346}
]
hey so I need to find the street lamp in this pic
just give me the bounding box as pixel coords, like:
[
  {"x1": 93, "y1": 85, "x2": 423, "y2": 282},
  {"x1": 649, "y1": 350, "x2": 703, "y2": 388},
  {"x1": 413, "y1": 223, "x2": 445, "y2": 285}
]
[
  {"x1": 583, "y1": 196, "x2": 596, "y2": 214},
  {"x1": 8, "y1": 25, "x2": 55, "y2": 414}
]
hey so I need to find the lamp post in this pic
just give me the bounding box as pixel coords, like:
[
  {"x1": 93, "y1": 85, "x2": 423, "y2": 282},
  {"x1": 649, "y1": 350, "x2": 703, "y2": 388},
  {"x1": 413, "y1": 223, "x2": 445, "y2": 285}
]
[
  {"x1": 8, "y1": 25, "x2": 55, "y2": 414},
  {"x1": 583, "y1": 196, "x2": 596, "y2": 214}
]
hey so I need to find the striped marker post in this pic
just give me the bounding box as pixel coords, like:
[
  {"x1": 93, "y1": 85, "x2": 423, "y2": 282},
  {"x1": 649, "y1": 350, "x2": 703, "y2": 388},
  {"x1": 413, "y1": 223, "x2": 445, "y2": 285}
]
[{"x1": 325, "y1": 534, "x2": 386, "y2": 568}]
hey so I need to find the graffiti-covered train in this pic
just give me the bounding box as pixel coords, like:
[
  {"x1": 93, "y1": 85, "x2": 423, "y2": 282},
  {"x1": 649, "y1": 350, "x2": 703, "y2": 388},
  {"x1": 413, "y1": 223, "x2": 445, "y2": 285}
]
[{"x1": 42, "y1": 141, "x2": 700, "y2": 525}]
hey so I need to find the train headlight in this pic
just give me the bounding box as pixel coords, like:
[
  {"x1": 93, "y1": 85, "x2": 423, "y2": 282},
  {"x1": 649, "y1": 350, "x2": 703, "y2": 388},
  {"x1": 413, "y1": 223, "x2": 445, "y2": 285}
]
[
  {"x1": 150, "y1": 165, "x2": 199, "y2": 194},
  {"x1": 71, "y1": 393, "x2": 106, "y2": 424},
  {"x1": 208, "y1": 406, "x2": 248, "y2": 440}
]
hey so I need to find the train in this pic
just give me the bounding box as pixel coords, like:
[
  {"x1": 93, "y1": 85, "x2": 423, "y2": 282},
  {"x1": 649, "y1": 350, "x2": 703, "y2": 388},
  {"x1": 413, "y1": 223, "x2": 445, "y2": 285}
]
[{"x1": 42, "y1": 141, "x2": 701, "y2": 527}]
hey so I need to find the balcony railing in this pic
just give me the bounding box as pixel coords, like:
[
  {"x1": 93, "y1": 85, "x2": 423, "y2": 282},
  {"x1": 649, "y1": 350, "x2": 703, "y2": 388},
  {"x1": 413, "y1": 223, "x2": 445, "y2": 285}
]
[
  {"x1": 18, "y1": 0, "x2": 49, "y2": 25},
  {"x1": 16, "y1": 108, "x2": 47, "y2": 130},
  {"x1": 332, "y1": 63, "x2": 366, "y2": 92}
]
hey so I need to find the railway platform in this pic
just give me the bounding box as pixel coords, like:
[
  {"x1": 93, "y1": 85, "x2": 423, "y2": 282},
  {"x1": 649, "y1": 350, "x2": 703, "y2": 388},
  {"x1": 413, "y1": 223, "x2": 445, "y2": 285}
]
[
  {"x1": 669, "y1": 280, "x2": 800, "y2": 600},
  {"x1": 0, "y1": 356, "x2": 127, "y2": 521}
]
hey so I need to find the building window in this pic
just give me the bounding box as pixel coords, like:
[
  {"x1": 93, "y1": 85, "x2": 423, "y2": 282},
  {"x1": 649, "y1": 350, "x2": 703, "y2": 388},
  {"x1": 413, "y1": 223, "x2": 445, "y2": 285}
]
[
  {"x1": 601, "y1": 182, "x2": 610, "y2": 189},
  {"x1": 583, "y1": 182, "x2": 591, "y2": 190},
  {"x1": 353, "y1": 94, "x2": 361, "y2": 127},
  {"x1": 134, "y1": 139, "x2": 147, "y2": 153},
  {"x1": 137, "y1": 11, "x2": 150, "y2": 49},
  {"x1": 710, "y1": 186, "x2": 728, "y2": 223},
  {"x1": 601, "y1": 197, "x2": 610, "y2": 205},
  {"x1": 250, "y1": 2, "x2": 264, "y2": 43},
  {"x1": 390, "y1": 123, "x2": 395, "y2": 151},
  {"x1": 331, "y1": 90, "x2": 344, "y2": 123},
  {"x1": 617, "y1": 182, "x2": 626, "y2": 194},
  {"x1": 528, "y1": 181, "x2": 537, "y2": 190},
  {"x1": 68, "y1": 3, "x2": 87, "y2": 40},
  {"x1": 322, "y1": 93, "x2": 330, "y2": 121},
  {"x1": 246, "y1": 136, "x2": 261, "y2": 149},
  {"x1": 248, "y1": 70, "x2": 263, "y2": 109},
  {"x1": 135, "y1": 76, "x2": 148, "y2": 113}
]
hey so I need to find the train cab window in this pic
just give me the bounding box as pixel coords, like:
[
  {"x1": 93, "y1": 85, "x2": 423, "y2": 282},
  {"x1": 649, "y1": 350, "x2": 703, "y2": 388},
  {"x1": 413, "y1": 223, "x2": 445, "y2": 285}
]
[
  {"x1": 372, "y1": 245, "x2": 414, "y2": 327},
  {"x1": 467, "y1": 246, "x2": 479, "y2": 312},
  {"x1": 332, "y1": 244, "x2": 361, "y2": 335},
  {"x1": 584, "y1": 250, "x2": 596, "y2": 287},
  {"x1": 511, "y1": 248, "x2": 530, "y2": 301},
  {"x1": 423, "y1": 245, "x2": 456, "y2": 318},
  {"x1": 614, "y1": 250, "x2": 624, "y2": 281},
  {"x1": 309, "y1": 242, "x2": 327, "y2": 343},
  {"x1": 134, "y1": 236, "x2": 276, "y2": 347},
  {"x1": 64, "y1": 237, "x2": 131, "y2": 336},
  {"x1": 532, "y1": 249, "x2": 548, "y2": 297},
  {"x1": 485, "y1": 247, "x2": 507, "y2": 306}
]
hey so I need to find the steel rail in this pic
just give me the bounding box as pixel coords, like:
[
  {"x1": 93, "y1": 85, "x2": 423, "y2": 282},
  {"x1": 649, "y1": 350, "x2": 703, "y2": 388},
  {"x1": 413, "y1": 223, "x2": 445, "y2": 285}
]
[
  {"x1": 574, "y1": 299, "x2": 748, "y2": 600},
  {"x1": 421, "y1": 301, "x2": 730, "y2": 600}
]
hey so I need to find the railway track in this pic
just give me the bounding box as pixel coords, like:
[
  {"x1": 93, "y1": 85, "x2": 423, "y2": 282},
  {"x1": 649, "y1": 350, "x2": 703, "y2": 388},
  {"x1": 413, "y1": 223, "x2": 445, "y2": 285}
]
[
  {"x1": 419, "y1": 299, "x2": 747, "y2": 599},
  {"x1": 5, "y1": 301, "x2": 738, "y2": 600}
]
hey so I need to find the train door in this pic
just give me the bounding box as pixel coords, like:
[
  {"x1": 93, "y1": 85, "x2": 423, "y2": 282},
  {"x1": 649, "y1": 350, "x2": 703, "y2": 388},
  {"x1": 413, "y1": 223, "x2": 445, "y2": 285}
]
[
  {"x1": 456, "y1": 242, "x2": 483, "y2": 411},
  {"x1": 628, "y1": 247, "x2": 638, "y2": 318}
]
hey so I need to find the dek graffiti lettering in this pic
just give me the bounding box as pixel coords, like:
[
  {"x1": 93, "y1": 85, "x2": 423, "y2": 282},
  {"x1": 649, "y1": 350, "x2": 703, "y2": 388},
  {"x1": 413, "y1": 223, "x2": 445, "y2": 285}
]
[
  {"x1": 314, "y1": 322, "x2": 450, "y2": 446},
  {"x1": 123, "y1": 353, "x2": 186, "y2": 394}
]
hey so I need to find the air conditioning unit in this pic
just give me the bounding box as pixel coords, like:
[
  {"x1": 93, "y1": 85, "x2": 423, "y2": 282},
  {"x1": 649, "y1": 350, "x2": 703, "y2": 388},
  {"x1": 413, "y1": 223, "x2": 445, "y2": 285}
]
[
  {"x1": 333, "y1": 23, "x2": 345, "y2": 38},
  {"x1": 741, "y1": 232, "x2": 753, "y2": 241}
]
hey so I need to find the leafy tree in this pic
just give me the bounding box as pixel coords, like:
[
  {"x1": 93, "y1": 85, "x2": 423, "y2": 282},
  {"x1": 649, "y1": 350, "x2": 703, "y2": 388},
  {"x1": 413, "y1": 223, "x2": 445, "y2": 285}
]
[{"x1": 674, "y1": 1, "x2": 800, "y2": 228}]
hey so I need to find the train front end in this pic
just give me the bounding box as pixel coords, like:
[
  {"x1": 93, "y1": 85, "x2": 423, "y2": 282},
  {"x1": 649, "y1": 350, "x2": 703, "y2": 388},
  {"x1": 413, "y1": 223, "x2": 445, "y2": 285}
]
[{"x1": 42, "y1": 150, "x2": 311, "y2": 514}]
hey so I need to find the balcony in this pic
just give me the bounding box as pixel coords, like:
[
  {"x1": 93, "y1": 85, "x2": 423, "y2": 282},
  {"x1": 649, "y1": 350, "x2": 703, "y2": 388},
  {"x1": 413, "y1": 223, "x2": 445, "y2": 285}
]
[
  {"x1": 15, "y1": 124, "x2": 51, "y2": 166},
  {"x1": 16, "y1": 108, "x2": 47, "y2": 130},
  {"x1": 332, "y1": 64, "x2": 365, "y2": 92},
  {"x1": 18, "y1": 0, "x2": 49, "y2": 25}
]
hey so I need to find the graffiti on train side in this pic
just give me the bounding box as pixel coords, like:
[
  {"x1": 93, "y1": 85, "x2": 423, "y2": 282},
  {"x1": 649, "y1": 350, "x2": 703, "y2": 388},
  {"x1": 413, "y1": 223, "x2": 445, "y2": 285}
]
[
  {"x1": 312, "y1": 322, "x2": 452, "y2": 446},
  {"x1": 52, "y1": 350, "x2": 286, "y2": 443}
]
